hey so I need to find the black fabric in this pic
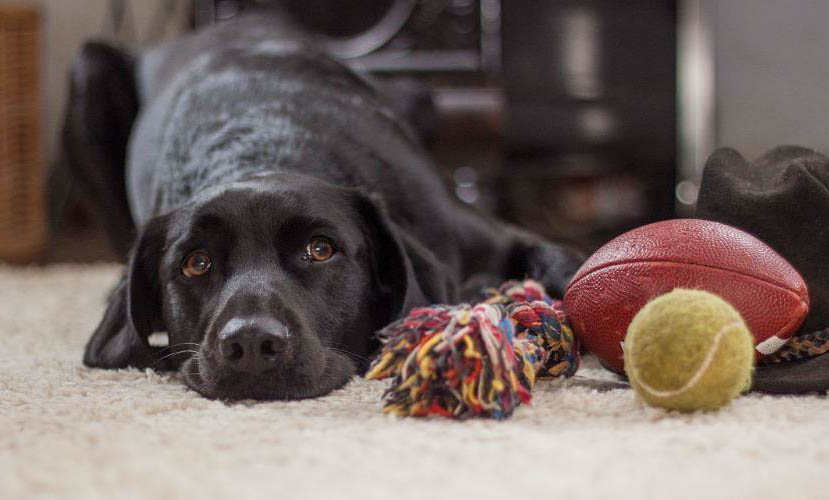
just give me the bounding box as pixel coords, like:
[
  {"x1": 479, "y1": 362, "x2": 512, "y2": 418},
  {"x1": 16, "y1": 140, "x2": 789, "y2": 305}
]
[
  {"x1": 696, "y1": 145, "x2": 829, "y2": 393},
  {"x1": 752, "y1": 354, "x2": 829, "y2": 394}
]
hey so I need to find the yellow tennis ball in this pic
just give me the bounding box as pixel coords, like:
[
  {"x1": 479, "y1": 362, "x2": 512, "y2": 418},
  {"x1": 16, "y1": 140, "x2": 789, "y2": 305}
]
[{"x1": 623, "y1": 289, "x2": 754, "y2": 412}]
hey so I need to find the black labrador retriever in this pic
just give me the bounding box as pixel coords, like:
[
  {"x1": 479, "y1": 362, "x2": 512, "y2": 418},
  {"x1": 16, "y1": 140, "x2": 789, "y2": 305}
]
[{"x1": 64, "y1": 13, "x2": 583, "y2": 401}]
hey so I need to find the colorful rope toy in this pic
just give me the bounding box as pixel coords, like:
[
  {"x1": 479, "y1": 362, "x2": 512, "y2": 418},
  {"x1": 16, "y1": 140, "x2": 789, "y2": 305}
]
[{"x1": 365, "y1": 279, "x2": 580, "y2": 419}]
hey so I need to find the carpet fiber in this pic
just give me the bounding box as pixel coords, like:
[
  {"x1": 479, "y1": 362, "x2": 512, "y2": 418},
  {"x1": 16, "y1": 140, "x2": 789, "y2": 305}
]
[{"x1": 2, "y1": 264, "x2": 828, "y2": 500}]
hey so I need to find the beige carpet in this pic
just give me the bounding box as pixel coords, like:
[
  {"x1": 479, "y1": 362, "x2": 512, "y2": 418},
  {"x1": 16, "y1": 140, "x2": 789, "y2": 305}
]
[{"x1": 2, "y1": 264, "x2": 829, "y2": 500}]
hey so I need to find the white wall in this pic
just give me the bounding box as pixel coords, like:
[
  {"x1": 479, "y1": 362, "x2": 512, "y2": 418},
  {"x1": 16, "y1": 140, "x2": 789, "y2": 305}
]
[{"x1": 715, "y1": 0, "x2": 829, "y2": 158}]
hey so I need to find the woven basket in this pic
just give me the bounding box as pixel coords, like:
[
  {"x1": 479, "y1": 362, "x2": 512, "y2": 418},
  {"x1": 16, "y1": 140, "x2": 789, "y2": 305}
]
[{"x1": 0, "y1": 4, "x2": 44, "y2": 262}]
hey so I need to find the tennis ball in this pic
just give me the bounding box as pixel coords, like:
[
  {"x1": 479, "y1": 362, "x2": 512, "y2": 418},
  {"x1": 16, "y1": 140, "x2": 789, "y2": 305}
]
[{"x1": 623, "y1": 289, "x2": 754, "y2": 412}]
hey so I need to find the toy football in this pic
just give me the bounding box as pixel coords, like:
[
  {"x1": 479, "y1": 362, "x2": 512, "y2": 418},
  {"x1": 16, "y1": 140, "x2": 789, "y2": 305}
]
[{"x1": 563, "y1": 218, "x2": 809, "y2": 374}]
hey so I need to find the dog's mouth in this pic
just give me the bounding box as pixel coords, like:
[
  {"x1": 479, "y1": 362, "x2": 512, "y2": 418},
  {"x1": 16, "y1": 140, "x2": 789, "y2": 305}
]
[{"x1": 179, "y1": 348, "x2": 356, "y2": 401}]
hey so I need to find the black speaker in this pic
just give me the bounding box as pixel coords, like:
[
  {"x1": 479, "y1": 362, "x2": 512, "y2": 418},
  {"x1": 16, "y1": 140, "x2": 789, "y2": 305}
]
[
  {"x1": 193, "y1": 0, "x2": 498, "y2": 73},
  {"x1": 499, "y1": 0, "x2": 677, "y2": 248}
]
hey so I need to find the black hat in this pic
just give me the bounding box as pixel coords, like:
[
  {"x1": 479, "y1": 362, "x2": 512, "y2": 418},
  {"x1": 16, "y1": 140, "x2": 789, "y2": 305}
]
[{"x1": 696, "y1": 145, "x2": 829, "y2": 393}]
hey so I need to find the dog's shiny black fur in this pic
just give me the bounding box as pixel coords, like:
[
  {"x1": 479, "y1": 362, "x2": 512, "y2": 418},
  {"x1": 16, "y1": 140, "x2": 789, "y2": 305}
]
[{"x1": 64, "y1": 13, "x2": 583, "y2": 401}]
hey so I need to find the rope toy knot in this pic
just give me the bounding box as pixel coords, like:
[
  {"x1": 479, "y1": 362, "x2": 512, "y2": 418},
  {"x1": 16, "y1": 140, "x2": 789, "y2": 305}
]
[{"x1": 365, "y1": 279, "x2": 580, "y2": 419}]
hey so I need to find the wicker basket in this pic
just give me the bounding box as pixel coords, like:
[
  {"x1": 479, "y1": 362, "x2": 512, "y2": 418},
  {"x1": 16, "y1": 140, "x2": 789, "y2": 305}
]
[{"x1": 0, "y1": 4, "x2": 44, "y2": 262}]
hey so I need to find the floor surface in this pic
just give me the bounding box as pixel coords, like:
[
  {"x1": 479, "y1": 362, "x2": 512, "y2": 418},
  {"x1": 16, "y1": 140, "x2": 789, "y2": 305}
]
[{"x1": 2, "y1": 264, "x2": 828, "y2": 500}]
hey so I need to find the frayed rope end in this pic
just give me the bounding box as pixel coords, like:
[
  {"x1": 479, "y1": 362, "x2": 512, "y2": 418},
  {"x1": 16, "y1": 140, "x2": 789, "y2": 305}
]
[{"x1": 365, "y1": 279, "x2": 580, "y2": 419}]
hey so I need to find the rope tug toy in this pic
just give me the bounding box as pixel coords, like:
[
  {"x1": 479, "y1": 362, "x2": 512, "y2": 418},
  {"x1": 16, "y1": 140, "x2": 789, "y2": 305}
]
[{"x1": 365, "y1": 279, "x2": 580, "y2": 419}]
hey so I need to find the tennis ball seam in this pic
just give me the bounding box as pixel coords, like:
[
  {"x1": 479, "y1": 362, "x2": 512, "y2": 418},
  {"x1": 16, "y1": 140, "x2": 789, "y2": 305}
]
[{"x1": 628, "y1": 320, "x2": 743, "y2": 399}]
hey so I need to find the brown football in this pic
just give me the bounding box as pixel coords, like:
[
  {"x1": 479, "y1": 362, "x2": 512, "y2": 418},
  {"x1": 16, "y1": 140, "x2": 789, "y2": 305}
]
[{"x1": 563, "y1": 219, "x2": 809, "y2": 374}]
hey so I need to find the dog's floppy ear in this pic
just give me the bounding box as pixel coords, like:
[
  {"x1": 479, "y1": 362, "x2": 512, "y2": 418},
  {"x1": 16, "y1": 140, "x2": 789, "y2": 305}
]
[
  {"x1": 83, "y1": 215, "x2": 170, "y2": 369},
  {"x1": 355, "y1": 192, "x2": 457, "y2": 328},
  {"x1": 62, "y1": 41, "x2": 139, "y2": 259}
]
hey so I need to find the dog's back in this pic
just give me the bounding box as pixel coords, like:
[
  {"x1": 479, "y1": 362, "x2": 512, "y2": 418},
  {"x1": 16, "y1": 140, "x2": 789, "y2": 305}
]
[{"x1": 127, "y1": 14, "x2": 449, "y2": 239}]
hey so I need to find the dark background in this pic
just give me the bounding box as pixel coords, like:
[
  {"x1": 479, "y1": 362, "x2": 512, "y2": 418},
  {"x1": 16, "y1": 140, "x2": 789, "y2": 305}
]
[{"x1": 3, "y1": 0, "x2": 827, "y2": 264}]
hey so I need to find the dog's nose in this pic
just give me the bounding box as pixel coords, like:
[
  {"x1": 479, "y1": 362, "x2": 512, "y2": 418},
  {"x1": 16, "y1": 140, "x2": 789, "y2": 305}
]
[{"x1": 218, "y1": 322, "x2": 289, "y2": 374}]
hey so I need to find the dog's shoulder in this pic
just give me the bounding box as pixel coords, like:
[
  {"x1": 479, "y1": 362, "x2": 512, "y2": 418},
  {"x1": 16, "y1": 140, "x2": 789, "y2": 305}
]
[
  {"x1": 135, "y1": 13, "x2": 372, "y2": 105},
  {"x1": 127, "y1": 14, "x2": 437, "y2": 227}
]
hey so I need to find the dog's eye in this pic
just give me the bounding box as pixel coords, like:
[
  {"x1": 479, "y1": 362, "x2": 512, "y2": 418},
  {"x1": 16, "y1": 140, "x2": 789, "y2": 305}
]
[
  {"x1": 182, "y1": 250, "x2": 212, "y2": 277},
  {"x1": 304, "y1": 238, "x2": 336, "y2": 262}
]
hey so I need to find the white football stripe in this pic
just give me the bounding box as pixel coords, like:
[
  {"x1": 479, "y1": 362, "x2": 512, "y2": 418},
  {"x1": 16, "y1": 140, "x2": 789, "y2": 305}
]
[{"x1": 756, "y1": 335, "x2": 788, "y2": 355}]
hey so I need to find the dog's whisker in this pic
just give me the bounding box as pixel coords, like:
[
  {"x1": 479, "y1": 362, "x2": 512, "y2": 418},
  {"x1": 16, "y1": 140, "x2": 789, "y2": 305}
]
[
  {"x1": 320, "y1": 340, "x2": 351, "y2": 350},
  {"x1": 180, "y1": 355, "x2": 205, "y2": 382},
  {"x1": 153, "y1": 342, "x2": 201, "y2": 355},
  {"x1": 323, "y1": 345, "x2": 369, "y2": 363},
  {"x1": 150, "y1": 349, "x2": 199, "y2": 367}
]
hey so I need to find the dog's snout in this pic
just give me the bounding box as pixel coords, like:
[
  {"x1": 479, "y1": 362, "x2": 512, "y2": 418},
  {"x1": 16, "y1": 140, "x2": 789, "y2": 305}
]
[{"x1": 218, "y1": 317, "x2": 289, "y2": 374}]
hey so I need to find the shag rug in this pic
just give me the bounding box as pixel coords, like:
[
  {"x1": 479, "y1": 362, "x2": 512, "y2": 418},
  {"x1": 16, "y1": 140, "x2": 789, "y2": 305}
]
[{"x1": 2, "y1": 264, "x2": 829, "y2": 500}]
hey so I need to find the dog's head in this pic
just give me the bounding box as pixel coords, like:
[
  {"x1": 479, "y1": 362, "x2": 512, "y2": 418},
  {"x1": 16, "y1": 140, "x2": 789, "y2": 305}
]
[{"x1": 83, "y1": 175, "x2": 453, "y2": 400}]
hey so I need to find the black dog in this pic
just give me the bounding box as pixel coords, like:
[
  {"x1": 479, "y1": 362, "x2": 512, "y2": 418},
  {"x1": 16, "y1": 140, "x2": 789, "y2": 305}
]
[{"x1": 64, "y1": 13, "x2": 583, "y2": 401}]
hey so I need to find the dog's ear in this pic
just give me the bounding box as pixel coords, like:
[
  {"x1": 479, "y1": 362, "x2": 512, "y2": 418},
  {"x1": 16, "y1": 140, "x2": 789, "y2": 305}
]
[
  {"x1": 83, "y1": 215, "x2": 170, "y2": 369},
  {"x1": 355, "y1": 193, "x2": 457, "y2": 328},
  {"x1": 62, "y1": 41, "x2": 139, "y2": 259}
]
